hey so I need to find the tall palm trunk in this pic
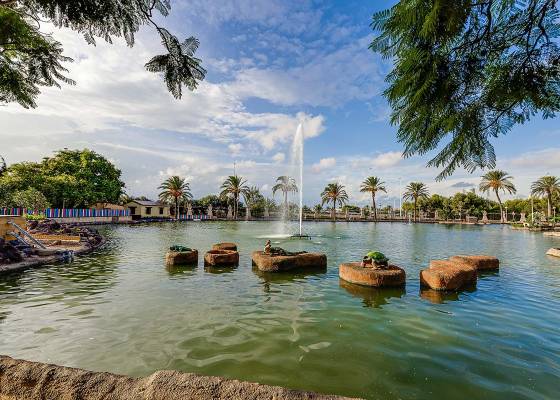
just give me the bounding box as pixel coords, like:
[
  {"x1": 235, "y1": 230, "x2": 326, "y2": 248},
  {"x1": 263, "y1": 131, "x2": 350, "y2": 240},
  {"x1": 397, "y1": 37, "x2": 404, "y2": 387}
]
[
  {"x1": 494, "y1": 189, "x2": 503, "y2": 222},
  {"x1": 332, "y1": 197, "x2": 337, "y2": 221},
  {"x1": 175, "y1": 197, "x2": 179, "y2": 219},
  {"x1": 234, "y1": 193, "x2": 238, "y2": 220},
  {"x1": 414, "y1": 197, "x2": 418, "y2": 221},
  {"x1": 284, "y1": 190, "x2": 288, "y2": 219},
  {"x1": 372, "y1": 193, "x2": 377, "y2": 221}
]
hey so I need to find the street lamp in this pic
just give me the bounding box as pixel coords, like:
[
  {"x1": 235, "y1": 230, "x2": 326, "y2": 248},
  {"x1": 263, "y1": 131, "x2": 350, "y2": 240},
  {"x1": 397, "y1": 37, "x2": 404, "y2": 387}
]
[
  {"x1": 398, "y1": 177, "x2": 402, "y2": 219},
  {"x1": 531, "y1": 196, "x2": 534, "y2": 224}
]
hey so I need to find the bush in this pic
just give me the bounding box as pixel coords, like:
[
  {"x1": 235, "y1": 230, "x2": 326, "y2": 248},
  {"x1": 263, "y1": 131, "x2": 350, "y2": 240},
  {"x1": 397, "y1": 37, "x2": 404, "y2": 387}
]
[
  {"x1": 25, "y1": 213, "x2": 46, "y2": 221},
  {"x1": 11, "y1": 187, "x2": 50, "y2": 210}
]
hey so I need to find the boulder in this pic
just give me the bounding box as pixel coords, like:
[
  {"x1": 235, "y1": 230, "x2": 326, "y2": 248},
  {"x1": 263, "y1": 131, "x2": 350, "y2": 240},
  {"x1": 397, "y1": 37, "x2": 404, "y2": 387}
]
[
  {"x1": 339, "y1": 262, "x2": 406, "y2": 287},
  {"x1": 35, "y1": 248, "x2": 63, "y2": 257},
  {"x1": 212, "y1": 242, "x2": 238, "y2": 251},
  {"x1": 252, "y1": 251, "x2": 327, "y2": 272},
  {"x1": 449, "y1": 255, "x2": 499, "y2": 271},
  {"x1": 165, "y1": 249, "x2": 198, "y2": 267},
  {"x1": 0, "y1": 238, "x2": 23, "y2": 263},
  {"x1": 420, "y1": 260, "x2": 477, "y2": 291},
  {"x1": 204, "y1": 249, "x2": 239, "y2": 266},
  {"x1": 546, "y1": 248, "x2": 560, "y2": 258}
]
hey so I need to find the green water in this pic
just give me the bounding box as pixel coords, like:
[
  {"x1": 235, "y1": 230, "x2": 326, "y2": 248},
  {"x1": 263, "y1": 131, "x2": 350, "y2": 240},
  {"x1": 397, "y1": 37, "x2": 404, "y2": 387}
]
[{"x1": 1, "y1": 221, "x2": 559, "y2": 399}]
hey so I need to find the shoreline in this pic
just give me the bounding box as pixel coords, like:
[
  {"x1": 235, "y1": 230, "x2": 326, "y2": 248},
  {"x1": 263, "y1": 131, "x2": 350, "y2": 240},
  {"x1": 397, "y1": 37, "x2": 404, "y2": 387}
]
[
  {"x1": 0, "y1": 355, "x2": 356, "y2": 400},
  {"x1": 0, "y1": 236, "x2": 106, "y2": 276}
]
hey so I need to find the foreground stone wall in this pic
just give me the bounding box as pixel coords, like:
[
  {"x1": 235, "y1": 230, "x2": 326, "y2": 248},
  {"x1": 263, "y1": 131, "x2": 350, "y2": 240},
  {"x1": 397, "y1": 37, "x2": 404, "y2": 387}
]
[{"x1": 0, "y1": 356, "x2": 357, "y2": 400}]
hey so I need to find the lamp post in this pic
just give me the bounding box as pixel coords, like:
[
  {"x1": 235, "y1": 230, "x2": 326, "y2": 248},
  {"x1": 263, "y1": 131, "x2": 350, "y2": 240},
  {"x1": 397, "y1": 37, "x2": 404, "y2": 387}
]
[
  {"x1": 531, "y1": 196, "x2": 534, "y2": 225},
  {"x1": 398, "y1": 177, "x2": 402, "y2": 219}
]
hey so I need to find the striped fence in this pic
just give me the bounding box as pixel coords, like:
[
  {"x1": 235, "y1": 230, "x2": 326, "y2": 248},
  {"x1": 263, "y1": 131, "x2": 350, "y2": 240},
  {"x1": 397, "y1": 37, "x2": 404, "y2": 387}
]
[
  {"x1": 0, "y1": 208, "x2": 130, "y2": 218},
  {"x1": 177, "y1": 214, "x2": 210, "y2": 221}
]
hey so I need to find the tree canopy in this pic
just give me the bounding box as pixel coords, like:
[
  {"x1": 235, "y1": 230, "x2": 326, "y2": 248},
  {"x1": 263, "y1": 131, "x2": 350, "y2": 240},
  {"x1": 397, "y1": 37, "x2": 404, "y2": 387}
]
[
  {"x1": 371, "y1": 0, "x2": 560, "y2": 179},
  {"x1": 0, "y1": 148, "x2": 125, "y2": 208},
  {"x1": 0, "y1": 0, "x2": 206, "y2": 108}
]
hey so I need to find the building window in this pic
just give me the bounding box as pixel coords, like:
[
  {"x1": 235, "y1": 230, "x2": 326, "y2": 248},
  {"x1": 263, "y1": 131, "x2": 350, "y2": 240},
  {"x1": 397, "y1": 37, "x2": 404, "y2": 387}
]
[
  {"x1": 129, "y1": 207, "x2": 136, "y2": 214},
  {"x1": 146, "y1": 207, "x2": 152, "y2": 215},
  {"x1": 159, "y1": 207, "x2": 164, "y2": 215}
]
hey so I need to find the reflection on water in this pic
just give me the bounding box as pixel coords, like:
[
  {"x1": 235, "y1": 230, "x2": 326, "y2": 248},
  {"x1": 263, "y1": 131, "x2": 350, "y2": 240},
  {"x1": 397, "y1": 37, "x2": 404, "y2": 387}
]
[
  {"x1": 204, "y1": 265, "x2": 237, "y2": 274},
  {"x1": 419, "y1": 286, "x2": 477, "y2": 304},
  {"x1": 339, "y1": 279, "x2": 405, "y2": 308},
  {"x1": 166, "y1": 265, "x2": 197, "y2": 278},
  {"x1": 1, "y1": 221, "x2": 559, "y2": 400}
]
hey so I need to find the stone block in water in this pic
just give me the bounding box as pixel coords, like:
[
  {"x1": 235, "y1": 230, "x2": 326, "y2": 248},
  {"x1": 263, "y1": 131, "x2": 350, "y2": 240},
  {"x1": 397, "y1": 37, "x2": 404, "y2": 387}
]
[
  {"x1": 212, "y1": 242, "x2": 238, "y2": 251},
  {"x1": 449, "y1": 255, "x2": 499, "y2": 271},
  {"x1": 204, "y1": 249, "x2": 239, "y2": 266},
  {"x1": 165, "y1": 250, "x2": 198, "y2": 266},
  {"x1": 339, "y1": 262, "x2": 406, "y2": 287},
  {"x1": 251, "y1": 251, "x2": 327, "y2": 272},
  {"x1": 546, "y1": 248, "x2": 560, "y2": 258},
  {"x1": 420, "y1": 260, "x2": 477, "y2": 291}
]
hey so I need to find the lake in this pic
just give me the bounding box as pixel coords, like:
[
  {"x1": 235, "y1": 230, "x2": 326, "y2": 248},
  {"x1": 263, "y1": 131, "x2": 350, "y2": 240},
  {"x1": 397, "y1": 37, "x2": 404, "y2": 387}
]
[{"x1": 1, "y1": 221, "x2": 559, "y2": 399}]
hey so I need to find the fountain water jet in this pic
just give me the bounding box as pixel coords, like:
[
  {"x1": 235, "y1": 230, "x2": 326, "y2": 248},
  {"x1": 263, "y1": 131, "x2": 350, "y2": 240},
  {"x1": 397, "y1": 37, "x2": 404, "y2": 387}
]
[{"x1": 290, "y1": 123, "x2": 310, "y2": 239}]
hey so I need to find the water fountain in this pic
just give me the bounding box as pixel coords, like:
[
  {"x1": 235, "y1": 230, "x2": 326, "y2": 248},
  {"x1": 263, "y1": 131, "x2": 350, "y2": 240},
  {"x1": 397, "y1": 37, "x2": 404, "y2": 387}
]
[
  {"x1": 261, "y1": 123, "x2": 310, "y2": 240},
  {"x1": 290, "y1": 123, "x2": 310, "y2": 239}
]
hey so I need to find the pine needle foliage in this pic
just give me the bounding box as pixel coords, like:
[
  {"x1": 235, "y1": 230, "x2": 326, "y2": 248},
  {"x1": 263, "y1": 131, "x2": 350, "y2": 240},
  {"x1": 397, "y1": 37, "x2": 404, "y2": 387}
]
[
  {"x1": 0, "y1": 0, "x2": 206, "y2": 108},
  {"x1": 371, "y1": 0, "x2": 560, "y2": 180}
]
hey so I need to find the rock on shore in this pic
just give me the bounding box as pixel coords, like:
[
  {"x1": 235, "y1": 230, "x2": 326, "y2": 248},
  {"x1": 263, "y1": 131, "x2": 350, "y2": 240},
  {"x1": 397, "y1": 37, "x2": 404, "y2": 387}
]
[{"x1": 0, "y1": 355, "x2": 358, "y2": 400}]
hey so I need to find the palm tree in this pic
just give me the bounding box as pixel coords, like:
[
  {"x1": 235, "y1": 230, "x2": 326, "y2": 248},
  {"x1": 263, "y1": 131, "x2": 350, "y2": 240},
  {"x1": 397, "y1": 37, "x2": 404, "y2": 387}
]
[
  {"x1": 403, "y1": 182, "x2": 429, "y2": 221},
  {"x1": 243, "y1": 186, "x2": 261, "y2": 219},
  {"x1": 321, "y1": 183, "x2": 349, "y2": 221},
  {"x1": 272, "y1": 176, "x2": 298, "y2": 218},
  {"x1": 479, "y1": 170, "x2": 516, "y2": 222},
  {"x1": 220, "y1": 175, "x2": 249, "y2": 220},
  {"x1": 360, "y1": 176, "x2": 387, "y2": 221},
  {"x1": 531, "y1": 176, "x2": 560, "y2": 218},
  {"x1": 158, "y1": 176, "x2": 192, "y2": 219}
]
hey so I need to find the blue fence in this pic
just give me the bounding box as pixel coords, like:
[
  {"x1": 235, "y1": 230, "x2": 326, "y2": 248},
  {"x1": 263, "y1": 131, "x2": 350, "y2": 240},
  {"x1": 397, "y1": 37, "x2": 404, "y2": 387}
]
[{"x1": 0, "y1": 208, "x2": 130, "y2": 218}]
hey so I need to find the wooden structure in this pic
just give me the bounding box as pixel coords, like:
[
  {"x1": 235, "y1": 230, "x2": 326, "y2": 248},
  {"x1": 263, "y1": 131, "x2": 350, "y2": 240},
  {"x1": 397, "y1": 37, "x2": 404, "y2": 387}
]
[{"x1": 0, "y1": 215, "x2": 26, "y2": 241}]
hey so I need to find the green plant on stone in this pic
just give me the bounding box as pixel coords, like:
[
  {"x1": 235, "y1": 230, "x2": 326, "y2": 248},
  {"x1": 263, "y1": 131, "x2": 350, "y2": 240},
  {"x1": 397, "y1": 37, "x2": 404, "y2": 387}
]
[
  {"x1": 169, "y1": 245, "x2": 191, "y2": 252},
  {"x1": 365, "y1": 251, "x2": 389, "y2": 264}
]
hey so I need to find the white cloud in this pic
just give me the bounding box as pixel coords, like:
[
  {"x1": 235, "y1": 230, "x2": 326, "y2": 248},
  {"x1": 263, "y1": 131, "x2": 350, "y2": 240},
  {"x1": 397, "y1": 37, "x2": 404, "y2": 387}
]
[
  {"x1": 0, "y1": 25, "x2": 326, "y2": 154},
  {"x1": 228, "y1": 143, "x2": 244, "y2": 155},
  {"x1": 312, "y1": 157, "x2": 337, "y2": 172},
  {"x1": 506, "y1": 148, "x2": 560, "y2": 170},
  {"x1": 272, "y1": 152, "x2": 286, "y2": 163},
  {"x1": 371, "y1": 151, "x2": 403, "y2": 168},
  {"x1": 226, "y1": 37, "x2": 385, "y2": 108}
]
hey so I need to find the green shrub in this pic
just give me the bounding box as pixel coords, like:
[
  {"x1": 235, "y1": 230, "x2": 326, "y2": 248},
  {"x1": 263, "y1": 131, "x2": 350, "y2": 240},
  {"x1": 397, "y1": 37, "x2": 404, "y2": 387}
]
[
  {"x1": 25, "y1": 213, "x2": 46, "y2": 221},
  {"x1": 365, "y1": 251, "x2": 388, "y2": 263}
]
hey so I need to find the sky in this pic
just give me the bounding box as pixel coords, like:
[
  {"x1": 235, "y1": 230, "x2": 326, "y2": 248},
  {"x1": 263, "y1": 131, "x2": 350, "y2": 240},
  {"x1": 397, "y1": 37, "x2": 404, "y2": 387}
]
[{"x1": 1, "y1": 0, "x2": 559, "y2": 207}]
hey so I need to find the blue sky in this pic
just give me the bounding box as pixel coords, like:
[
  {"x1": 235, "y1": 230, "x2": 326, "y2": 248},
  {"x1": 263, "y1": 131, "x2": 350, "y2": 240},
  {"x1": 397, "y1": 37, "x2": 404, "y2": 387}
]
[{"x1": 1, "y1": 0, "x2": 558, "y2": 206}]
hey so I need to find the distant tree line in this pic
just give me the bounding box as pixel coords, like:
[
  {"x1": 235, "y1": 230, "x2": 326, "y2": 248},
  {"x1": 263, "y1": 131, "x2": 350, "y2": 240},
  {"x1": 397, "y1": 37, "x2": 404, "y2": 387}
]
[
  {"x1": 1, "y1": 150, "x2": 558, "y2": 224},
  {"x1": 0, "y1": 149, "x2": 125, "y2": 209}
]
